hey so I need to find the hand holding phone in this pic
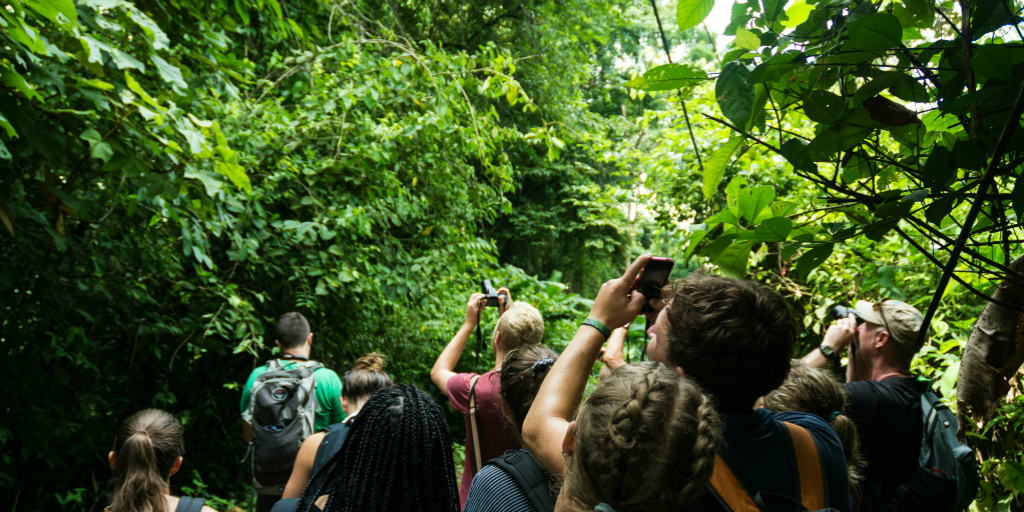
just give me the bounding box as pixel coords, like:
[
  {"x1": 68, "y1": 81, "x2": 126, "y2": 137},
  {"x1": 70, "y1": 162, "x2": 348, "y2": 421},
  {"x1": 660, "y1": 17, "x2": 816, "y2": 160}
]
[{"x1": 631, "y1": 257, "x2": 674, "y2": 313}]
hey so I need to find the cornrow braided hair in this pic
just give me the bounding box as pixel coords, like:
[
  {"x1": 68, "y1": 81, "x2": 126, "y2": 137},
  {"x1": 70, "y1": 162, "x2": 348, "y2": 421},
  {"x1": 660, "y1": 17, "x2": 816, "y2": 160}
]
[
  {"x1": 294, "y1": 384, "x2": 459, "y2": 512},
  {"x1": 564, "y1": 362, "x2": 722, "y2": 512},
  {"x1": 759, "y1": 360, "x2": 865, "y2": 483}
]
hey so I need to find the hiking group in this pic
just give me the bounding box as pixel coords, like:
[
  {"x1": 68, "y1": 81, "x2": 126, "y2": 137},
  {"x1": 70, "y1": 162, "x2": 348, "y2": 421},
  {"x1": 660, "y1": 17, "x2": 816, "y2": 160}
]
[{"x1": 104, "y1": 255, "x2": 978, "y2": 512}]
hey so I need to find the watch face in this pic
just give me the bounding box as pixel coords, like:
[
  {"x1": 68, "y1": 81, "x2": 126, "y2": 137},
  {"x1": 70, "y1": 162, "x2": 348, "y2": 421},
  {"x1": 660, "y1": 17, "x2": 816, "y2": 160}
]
[{"x1": 820, "y1": 345, "x2": 834, "y2": 357}]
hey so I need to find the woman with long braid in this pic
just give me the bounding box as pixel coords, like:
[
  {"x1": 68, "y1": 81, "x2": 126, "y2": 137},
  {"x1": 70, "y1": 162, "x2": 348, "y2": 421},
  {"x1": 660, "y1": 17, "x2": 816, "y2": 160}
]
[
  {"x1": 281, "y1": 353, "x2": 394, "y2": 503},
  {"x1": 106, "y1": 409, "x2": 217, "y2": 512},
  {"x1": 279, "y1": 384, "x2": 460, "y2": 512},
  {"x1": 561, "y1": 363, "x2": 722, "y2": 511}
]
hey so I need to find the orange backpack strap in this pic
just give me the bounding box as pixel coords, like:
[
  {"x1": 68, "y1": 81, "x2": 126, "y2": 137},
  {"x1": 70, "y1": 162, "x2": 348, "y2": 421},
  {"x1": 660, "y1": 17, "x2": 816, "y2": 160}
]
[
  {"x1": 709, "y1": 454, "x2": 761, "y2": 512},
  {"x1": 782, "y1": 422, "x2": 825, "y2": 511}
]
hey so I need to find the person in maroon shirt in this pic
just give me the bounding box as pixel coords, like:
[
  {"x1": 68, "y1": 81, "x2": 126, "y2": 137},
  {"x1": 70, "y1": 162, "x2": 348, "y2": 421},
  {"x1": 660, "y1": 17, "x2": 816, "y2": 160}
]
[{"x1": 430, "y1": 289, "x2": 545, "y2": 506}]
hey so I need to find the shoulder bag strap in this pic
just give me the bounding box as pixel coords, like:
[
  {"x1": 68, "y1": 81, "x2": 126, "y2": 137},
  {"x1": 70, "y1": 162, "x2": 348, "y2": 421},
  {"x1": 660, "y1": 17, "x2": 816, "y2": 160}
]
[
  {"x1": 468, "y1": 374, "x2": 484, "y2": 473},
  {"x1": 175, "y1": 496, "x2": 206, "y2": 512},
  {"x1": 486, "y1": 450, "x2": 556, "y2": 512},
  {"x1": 782, "y1": 422, "x2": 825, "y2": 511},
  {"x1": 708, "y1": 453, "x2": 761, "y2": 512}
]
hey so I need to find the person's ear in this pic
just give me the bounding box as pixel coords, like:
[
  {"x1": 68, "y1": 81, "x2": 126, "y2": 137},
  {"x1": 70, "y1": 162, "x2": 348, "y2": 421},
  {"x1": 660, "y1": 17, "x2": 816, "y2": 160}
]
[
  {"x1": 274, "y1": 339, "x2": 283, "y2": 351},
  {"x1": 674, "y1": 365, "x2": 686, "y2": 378},
  {"x1": 492, "y1": 330, "x2": 501, "y2": 349},
  {"x1": 874, "y1": 328, "x2": 890, "y2": 348},
  {"x1": 561, "y1": 421, "x2": 577, "y2": 455},
  {"x1": 169, "y1": 455, "x2": 183, "y2": 476},
  {"x1": 341, "y1": 396, "x2": 350, "y2": 415},
  {"x1": 108, "y1": 451, "x2": 116, "y2": 470},
  {"x1": 307, "y1": 332, "x2": 313, "y2": 347}
]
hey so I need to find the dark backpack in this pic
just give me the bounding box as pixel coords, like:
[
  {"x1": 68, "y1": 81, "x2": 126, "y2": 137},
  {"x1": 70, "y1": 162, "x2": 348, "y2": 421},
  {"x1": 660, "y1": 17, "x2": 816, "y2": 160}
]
[
  {"x1": 244, "y1": 359, "x2": 324, "y2": 490},
  {"x1": 899, "y1": 384, "x2": 980, "y2": 512},
  {"x1": 268, "y1": 422, "x2": 351, "y2": 512},
  {"x1": 484, "y1": 449, "x2": 556, "y2": 512}
]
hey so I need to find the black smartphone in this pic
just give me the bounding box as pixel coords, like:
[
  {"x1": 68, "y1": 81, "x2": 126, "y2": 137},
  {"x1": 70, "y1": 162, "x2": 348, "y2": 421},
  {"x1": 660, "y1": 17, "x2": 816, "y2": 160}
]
[{"x1": 635, "y1": 257, "x2": 674, "y2": 313}]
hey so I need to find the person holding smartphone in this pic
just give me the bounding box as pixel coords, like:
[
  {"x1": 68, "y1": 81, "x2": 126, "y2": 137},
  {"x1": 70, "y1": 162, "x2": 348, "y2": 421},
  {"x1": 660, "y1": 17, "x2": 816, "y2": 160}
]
[{"x1": 523, "y1": 256, "x2": 853, "y2": 511}]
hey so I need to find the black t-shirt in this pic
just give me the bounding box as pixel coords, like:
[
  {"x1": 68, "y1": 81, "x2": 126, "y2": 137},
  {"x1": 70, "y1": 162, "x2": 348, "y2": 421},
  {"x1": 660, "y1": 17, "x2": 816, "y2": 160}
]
[{"x1": 843, "y1": 377, "x2": 922, "y2": 512}]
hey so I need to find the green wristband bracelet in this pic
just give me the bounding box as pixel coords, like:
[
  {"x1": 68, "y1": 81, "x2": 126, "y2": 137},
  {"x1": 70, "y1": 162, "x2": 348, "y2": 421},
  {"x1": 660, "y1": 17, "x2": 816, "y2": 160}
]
[{"x1": 582, "y1": 318, "x2": 612, "y2": 339}]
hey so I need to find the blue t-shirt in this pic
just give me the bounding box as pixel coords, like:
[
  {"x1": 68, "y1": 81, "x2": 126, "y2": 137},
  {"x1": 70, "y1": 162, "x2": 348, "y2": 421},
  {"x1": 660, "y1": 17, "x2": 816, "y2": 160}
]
[{"x1": 686, "y1": 409, "x2": 853, "y2": 511}]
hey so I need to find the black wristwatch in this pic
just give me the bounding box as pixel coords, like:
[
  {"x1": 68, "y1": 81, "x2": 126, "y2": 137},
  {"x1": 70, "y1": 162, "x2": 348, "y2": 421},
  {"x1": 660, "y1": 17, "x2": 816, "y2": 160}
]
[{"x1": 818, "y1": 344, "x2": 836, "y2": 361}]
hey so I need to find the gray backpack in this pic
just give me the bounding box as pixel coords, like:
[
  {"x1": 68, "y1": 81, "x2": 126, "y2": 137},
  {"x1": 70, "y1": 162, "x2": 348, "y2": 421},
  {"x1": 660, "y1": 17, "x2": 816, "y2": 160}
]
[
  {"x1": 245, "y1": 359, "x2": 323, "y2": 490},
  {"x1": 898, "y1": 386, "x2": 980, "y2": 512}
]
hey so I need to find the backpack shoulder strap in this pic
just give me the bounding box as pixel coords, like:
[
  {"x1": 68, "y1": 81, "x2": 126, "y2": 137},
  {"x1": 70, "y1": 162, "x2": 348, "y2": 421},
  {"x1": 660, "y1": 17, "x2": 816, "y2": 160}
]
[
  {"x1": 311, "y1": 423, "x2": 350, "y2": 482},
  {"x1": 265, "y1": 359, "x2": 283, "y2": 371},
  {"x1": 468, "y1": 374, "x2": 484, "y2": 473},
  {"x1": 485, "y1": 450, "x2": 556, "y2": 512},
  {"x1": 782, "y1": 422, "x2": 825, "y2": 511},
  {"x1": 175, "y1": 496, "x2": 206, "y2": 512},
  {"x1": 708, "y1": 453, "x2": 761, "y2": 512}
]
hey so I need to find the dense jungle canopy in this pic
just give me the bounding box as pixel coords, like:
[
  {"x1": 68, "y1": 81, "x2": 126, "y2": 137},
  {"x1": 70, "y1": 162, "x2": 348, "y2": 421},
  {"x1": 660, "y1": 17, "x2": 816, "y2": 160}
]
[{"x1": 3, "y1": 0, "x2": 1024, "y2": 508}]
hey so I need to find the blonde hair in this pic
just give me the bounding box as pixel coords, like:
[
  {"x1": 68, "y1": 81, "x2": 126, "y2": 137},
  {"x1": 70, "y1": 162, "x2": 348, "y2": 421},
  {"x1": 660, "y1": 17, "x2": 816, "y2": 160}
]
[
  {"x1": 564, "y1": 362, "x2": 722, "y2": 512},
  {"x1": 495, "y1": 302, "x2": 544, "y2": 351},
  {"x1": 759, "y1": 360, "x2": 864, "y2": 483}
]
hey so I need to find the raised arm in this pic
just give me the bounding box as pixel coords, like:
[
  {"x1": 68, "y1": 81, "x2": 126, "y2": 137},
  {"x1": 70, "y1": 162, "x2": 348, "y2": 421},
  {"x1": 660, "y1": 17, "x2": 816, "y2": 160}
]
[
  {"x1": 523, "y1": 254, "x2": 651, "y2": 477},
  {"x1": 803, "y1": 314, "x2": 857, "y2": 367},
  {"x1": 431, "y1": 293, "x2": 486, "y2": 395}
]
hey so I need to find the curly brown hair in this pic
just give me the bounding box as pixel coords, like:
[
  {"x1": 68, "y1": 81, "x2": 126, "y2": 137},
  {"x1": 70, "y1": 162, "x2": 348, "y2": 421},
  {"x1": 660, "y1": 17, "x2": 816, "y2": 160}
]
[
  {"x1": 663, "y1": 273, "x2": 797, "y2": 410},
  {"x1": 564, "y1": 362, "x2": 722, "y2": 512},
  {"x1": 759, "y1": 360, "x2": 865, "y2": 484}
]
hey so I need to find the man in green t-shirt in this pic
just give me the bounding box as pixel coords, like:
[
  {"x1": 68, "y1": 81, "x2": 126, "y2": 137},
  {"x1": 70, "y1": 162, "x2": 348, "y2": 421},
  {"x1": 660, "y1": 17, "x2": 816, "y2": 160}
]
[{"x1": 240, "y1": 312, "x2": 344, "y2": 511}]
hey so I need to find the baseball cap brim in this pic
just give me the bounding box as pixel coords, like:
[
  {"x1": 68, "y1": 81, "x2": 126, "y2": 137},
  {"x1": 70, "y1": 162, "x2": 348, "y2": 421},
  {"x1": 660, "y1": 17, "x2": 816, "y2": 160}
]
[{"x1": 854, "y1": 300, "x2": 884, "y2": 325}]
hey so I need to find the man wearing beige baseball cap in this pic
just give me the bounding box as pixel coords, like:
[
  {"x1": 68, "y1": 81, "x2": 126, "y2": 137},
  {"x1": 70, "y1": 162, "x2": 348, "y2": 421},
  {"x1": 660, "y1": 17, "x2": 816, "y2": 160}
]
[{"x1": 803, "y1": 298, "x2": 928, "y2": 512}]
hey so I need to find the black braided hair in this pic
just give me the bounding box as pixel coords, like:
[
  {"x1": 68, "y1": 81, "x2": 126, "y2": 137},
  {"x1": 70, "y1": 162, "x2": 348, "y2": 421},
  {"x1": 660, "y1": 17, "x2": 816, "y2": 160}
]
[{"x1": 297, "y1": 384, "x2": 460, "y2": 512}]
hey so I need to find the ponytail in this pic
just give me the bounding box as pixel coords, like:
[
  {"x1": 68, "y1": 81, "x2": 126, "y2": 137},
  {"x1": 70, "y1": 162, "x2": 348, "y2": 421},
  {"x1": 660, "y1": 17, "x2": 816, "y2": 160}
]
[
  {"x1": 829, "y1": 413, "x2": 864, "y2": 482},
  {"x1": 109, "y1": 409, "x2": 184, "y2": 512}
]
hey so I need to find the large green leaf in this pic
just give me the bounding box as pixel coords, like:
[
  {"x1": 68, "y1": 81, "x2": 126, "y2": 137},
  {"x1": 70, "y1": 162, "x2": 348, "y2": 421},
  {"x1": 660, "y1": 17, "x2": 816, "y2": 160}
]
[
  {"x1": 623, "y1": 64, "x2": 709, "y2": 92},
  {"x1": 783, "y1": 0, "x2": 814, "y2": 28},
  {"x1": 780, "y1": 139, "x2": 819, "y2": 174},
  {"x1": 677, "y1": 0, "x2": 715, "y2": 30},
  {"x1": 796, "y1": 243, "x2": 834, "y2": 280},
  {"x1": 739, "y1": 185, "x2": 775, "y2": 223},
  {"x1": 735, "y1": 28, "x2": 761, "y2": 50},
  {"x1": 715, "y1": 240, "x2": 755, "y2": 278},
  {"x1": 972, "y1": 45, "x2": 1014, "y2": 81},
  {"x1": 748, "y1": 52, "x2": 805, "y2": 83},
  {"x1": 998, "y1": 460, "x2": 1024, "y2": 495},
  {"x1": 761, "y1": 0, "x2": 787, "y2": 24},
  {"x1": 151, "y1": 55, "x2": 187, "y2": 90},
  {"x1": 716, "y1": 62, "x2": 755, "y2": 130},
  {"x1": 806, "y1": 124, "x2": 872, "y2": 155},
  {"x1": 847, "y1": 13, "x2": 903, "y2": 52},
  {"x1": 754, "y1": 217, "x2": 793, "y2": 241},
  {"x1": 802, "y1": 89, "x2": 845, "y2": 124},
  {"x1": 842, "y1": 155, "x2": 873, "y2": 183},
  {"x1": 23, "y1": 0, "x2": 77, "y2": 26},
  {"x1": 703, "y1": 137, "x2": 744, "y2": 199}
]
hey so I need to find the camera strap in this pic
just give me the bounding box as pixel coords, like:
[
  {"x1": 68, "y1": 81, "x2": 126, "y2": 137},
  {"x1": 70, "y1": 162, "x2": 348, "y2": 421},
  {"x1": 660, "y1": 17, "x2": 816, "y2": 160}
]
[{"x1": 475, "y1": 308, "x2": 483, "y2": 372}]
